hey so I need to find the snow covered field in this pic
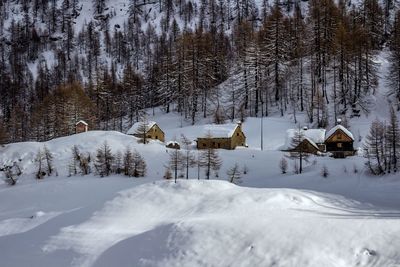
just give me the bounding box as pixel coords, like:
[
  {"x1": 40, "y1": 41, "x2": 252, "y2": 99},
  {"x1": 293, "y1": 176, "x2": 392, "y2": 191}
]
[{"x1": 1, "y1": 112, "x2": 400, "y2": 267}]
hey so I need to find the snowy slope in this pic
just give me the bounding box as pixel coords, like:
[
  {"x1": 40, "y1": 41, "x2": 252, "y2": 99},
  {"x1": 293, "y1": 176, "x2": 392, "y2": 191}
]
[{"x1": 1, "y1": 180, "x2": 400, "y2": 267}]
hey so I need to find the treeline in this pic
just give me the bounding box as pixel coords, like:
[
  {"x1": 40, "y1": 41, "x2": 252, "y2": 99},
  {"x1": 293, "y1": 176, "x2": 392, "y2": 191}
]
[
  {"x1": 364, "y1": 107, "x2": 400, "y2": 174},
  {"x1": 1, "y1": 0, "x2": 400, "y2": 143}
]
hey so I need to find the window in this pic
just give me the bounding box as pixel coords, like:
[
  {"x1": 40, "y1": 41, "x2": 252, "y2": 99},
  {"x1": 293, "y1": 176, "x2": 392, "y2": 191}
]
[
  {"x1": 203, "y1": 143, "x2": 206, "y2": 147},
  {"x1": 337, "y1": 143, "x2": 342, "y2": 148},
  {"x1": 156, "y1": 136, "x2": 158, "y2": 139},
  {"x1": 218, "y1": 143, "x2": 221, "y2": 148},
  {"x1": 237, "y1": 133, "x2": 239, "y2": 137},
  {"x1": 337, "y1": 134, "x2": 342, "y2": 140}
]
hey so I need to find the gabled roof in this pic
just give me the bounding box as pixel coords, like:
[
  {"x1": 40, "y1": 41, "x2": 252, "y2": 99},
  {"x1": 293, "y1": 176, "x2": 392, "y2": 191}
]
[
  {"x1": 282, "y1": 128, "x2": 326, "y2": 150},
  {"x1": 75, "y1": 120, "x2": 88, "y2": 126},
  {"x1": 302, "y1": 137, "x2": 320, "y2": 150},
  {"x1": 325, "y1": 125, "x2": 354, "y2": 141},
  {"x1": 198, "y1": 124, "x2": 241, "y2": 139},
  {"x1": 126, "y1": 121, "x2": 158, "y2": 135}
]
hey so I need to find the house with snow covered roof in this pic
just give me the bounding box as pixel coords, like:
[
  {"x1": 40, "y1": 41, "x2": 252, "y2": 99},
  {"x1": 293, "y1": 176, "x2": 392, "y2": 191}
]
[
  {"x1": 127, "y1": 121, "x2": 165, "y2": 142},
  {"x1": 282, "y1": 127, "x2": 326, "y2": 155},
  {"x1": 324, "y1": 124, "x2": 355, "y2": 158},
  {"x1": 75, "y1": 120, "x2": 88, "y2": 134},
  {"x1": 196, "y1": 122, "x2": 246, "y2": 150}
]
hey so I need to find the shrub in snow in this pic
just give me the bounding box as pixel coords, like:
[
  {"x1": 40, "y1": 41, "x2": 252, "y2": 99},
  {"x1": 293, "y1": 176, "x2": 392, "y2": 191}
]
[
  {"x1": 163, "y1": 167, "x2": 172, "y2": 180},
  {"x1": 227, "y1": 163, "x2": 242, "y2": 184},
  {"x1": 2, "y1": 162, "x2": 22, "y2": 185},
  {"x1": 43, "y1": 145, "x2": 54, "y2": 176},
  {"x1": 35, "y1": 148, "x2": 46, "y2": 179},
  {"x1": 242, "y1": 164, "x2": 249, "y2": 175},
  {"x1": 321, "y1": 165, "x2": 329, "y2": 178},
  {"x1": 279, "y1": 157, "x2": 288, "y2": 174},
  {"x1": 293, "y1": 160, "x2": 299, "y2": 174},
  {"x1": 68, "y1": 145, "x2": 91, "y2": 176},
  {"x1": 353, "y1": 164, "x2": 359, "y2": 174}
]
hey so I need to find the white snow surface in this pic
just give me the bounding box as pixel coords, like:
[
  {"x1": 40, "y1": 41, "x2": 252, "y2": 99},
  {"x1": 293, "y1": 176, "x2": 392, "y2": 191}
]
[
  {"x1": 41, "y1": 180, "x2": 400, "y2": 267},
  {"x1": 326, "y1": 125, "x2": 355, "y2": 141},
  {"x1": 1, "y1": 113, "x2": 400, "y2": 266}
]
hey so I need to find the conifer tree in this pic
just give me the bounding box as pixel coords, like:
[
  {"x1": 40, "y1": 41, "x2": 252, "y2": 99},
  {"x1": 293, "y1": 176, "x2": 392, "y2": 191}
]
[
  {"x1": 181, "y1": 134, "x2": 196, "y2": 179},
  {"x1": 227, "y1": 163, "x2": 242, "y2": 184},
  {"x1": 199, "y1": 134, "x2": 222, "y2": 179},
  {"x1": 386, "y1": 106, "x2": 400, "y2": 172},
  {"x1": 168, "y1": 148, "x2": 183, "y2": 183},
  {"x1": 289, "y1": 125, "x2": 310, "y2": 174},
  {"x1": 95, "y1": 141, "x2": 114, "y2": 177},
  {"x1": 364, "y1": 119, "x2": 386, "y2": 175}
]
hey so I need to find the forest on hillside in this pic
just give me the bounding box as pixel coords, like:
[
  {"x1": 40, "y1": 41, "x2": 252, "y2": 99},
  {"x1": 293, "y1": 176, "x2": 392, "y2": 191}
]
[{"x1": 0, "y1": 0, "x2": 400, "y2": 143}]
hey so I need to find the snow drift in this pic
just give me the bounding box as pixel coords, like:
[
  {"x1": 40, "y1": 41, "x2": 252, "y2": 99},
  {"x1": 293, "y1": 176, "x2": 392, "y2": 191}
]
[{"x1": 42, "y1": 180, "x2": 400, "y2": 267}]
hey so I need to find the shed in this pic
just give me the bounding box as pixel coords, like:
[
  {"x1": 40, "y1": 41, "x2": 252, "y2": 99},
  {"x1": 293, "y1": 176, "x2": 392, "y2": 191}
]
[
  {"x1": 76, "y1": 120, "x2": 88, "y2": 134},
  {"x1": 166, "y1": 141, "x2": 180, "y2": 150}
]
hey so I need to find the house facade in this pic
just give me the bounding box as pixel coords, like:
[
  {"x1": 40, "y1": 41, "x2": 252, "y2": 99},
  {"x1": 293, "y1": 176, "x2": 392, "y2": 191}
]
[
  {"x1": 325, "y1": 125, "x2": 355, "y2": 158},
  {"x1": 127, "y1": 121, "x2": 165, "y2": 142},
  {"x1": 196, "y1": 123, "x2": 246, "y2": 150},
  {"x1": 75, "y1": 120, "x2": 88, "y2": 134}
]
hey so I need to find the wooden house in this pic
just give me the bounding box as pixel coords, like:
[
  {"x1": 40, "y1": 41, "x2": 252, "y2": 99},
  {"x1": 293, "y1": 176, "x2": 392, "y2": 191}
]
[
  {"x1": 75, "y1": 120, "x2": 88, "y2": 134},
  {"x1": 127, "y1": 121, "x2": 165, "y2": 142},
  {"x1": 196, "y1": 122, "x2": 246, "y2": 150},
  {"x1": 282, "y1": 128, "x2": 326, "y2": 155},
  {"x1": 325, "y1": 125, "x2": 355, "y2": 158}
]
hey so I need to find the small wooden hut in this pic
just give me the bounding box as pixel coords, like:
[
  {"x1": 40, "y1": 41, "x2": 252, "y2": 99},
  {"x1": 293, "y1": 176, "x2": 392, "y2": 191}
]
[
  {"x1": 166, "y1": 141, "x2": 181, "y2": 149},
  {"x1": 75, "y1": 120, "x2": 88, "y2": 134}
]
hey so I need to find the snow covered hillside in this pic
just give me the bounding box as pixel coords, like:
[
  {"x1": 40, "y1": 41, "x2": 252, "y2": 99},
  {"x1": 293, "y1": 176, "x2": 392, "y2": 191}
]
[
  {"x1": 1, "y1": 179, "x2": 400, "y2": 267},
  {"x1": 1, "y1": 107, "x2": 400, "y2": 266}
]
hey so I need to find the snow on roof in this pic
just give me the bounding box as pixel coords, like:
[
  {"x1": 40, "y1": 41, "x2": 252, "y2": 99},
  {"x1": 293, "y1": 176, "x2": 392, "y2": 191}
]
[
  {"x1": 282, "y1": 128, "x2": 326, "y2": 150},
  {"x1": 198, "y1": 124, "x2": 240, "y2": 138},
  {"x1": 166, "y1": 141, "x2": 180, "y2": 146},
  {"x1": 303, "y1": 137, "x2": 320, "y2": 150},
  {"x1": 325, "y1": 125, "x2": 354, "y2": 141},
  {"x1": 76, "y1": 120, "x2": 88, "y2": 126},
  {"x1": 126, "y1": 121, "x2": 157, "y2": 135}
]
